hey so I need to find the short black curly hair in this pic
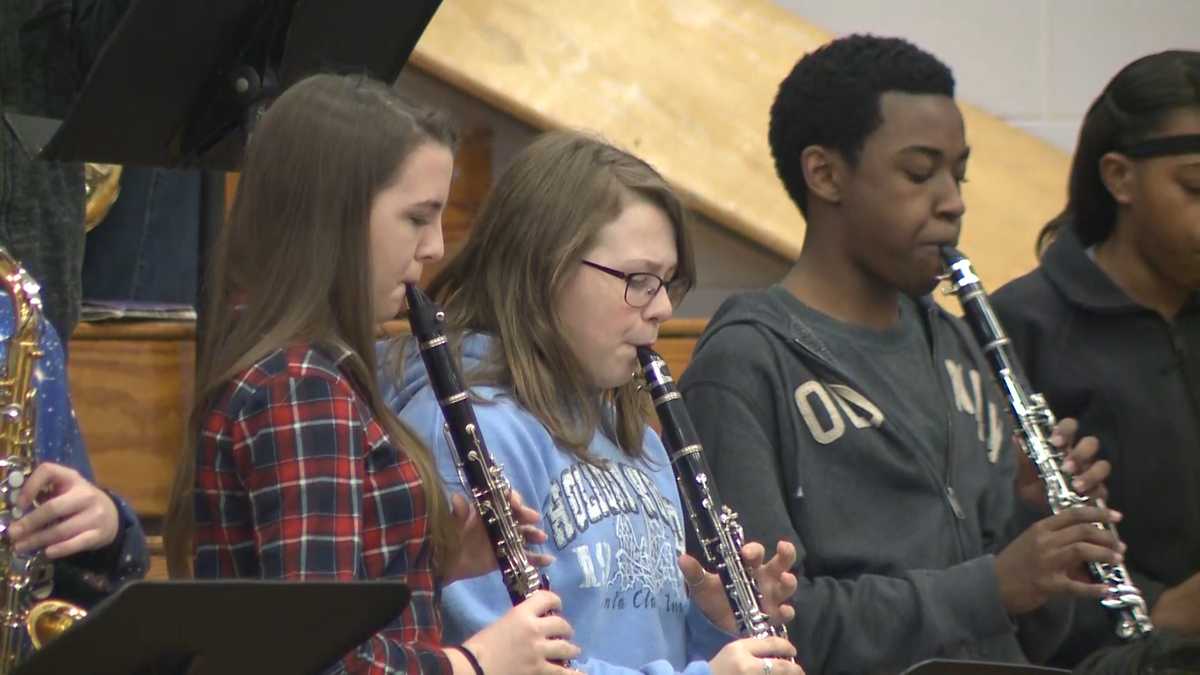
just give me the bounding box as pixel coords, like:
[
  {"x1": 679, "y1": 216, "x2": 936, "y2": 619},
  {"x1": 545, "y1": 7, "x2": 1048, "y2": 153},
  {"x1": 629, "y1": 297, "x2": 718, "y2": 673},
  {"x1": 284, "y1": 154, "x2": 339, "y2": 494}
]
[{"x1": 769, "y1": 34, "x2": 956, "y2": 215}]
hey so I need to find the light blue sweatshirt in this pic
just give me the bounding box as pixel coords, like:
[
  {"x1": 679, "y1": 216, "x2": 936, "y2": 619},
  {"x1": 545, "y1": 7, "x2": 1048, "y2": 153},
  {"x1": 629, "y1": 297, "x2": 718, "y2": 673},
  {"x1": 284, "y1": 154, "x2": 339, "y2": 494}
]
[{"x1": 382, "y1": 333, "x2": 733, "y2": 675}]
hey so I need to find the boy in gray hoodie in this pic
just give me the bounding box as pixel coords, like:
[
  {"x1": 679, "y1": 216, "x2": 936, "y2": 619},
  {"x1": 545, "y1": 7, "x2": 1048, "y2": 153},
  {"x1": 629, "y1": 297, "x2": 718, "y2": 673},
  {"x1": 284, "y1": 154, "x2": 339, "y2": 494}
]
[{"x1": 679, "y1": 35, "x2": 1125, "y2": 675}]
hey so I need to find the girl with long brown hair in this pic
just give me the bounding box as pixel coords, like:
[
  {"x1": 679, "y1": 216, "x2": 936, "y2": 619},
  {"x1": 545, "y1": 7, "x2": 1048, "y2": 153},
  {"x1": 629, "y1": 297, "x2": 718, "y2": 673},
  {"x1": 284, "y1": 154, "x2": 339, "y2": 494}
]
[
  {"x1": 163, "y1": 73, "x2": 578, "y2": 675},
  {"x1": 387, "y1": 130, "x2": 803, "y2": 675}
]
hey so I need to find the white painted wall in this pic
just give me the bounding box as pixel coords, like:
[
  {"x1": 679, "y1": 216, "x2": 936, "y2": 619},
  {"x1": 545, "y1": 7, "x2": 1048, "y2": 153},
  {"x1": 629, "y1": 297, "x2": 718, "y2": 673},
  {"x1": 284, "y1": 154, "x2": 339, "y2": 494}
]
[{"x1": 776, "y1": 0, "x2": 1200, "y2": 152}]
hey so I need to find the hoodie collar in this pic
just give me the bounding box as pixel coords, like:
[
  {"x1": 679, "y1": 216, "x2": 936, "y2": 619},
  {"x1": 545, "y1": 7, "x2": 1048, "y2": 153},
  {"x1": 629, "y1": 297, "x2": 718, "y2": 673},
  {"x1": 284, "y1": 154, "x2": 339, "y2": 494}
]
[
  {"x1": 1042, "y1": 227, "x2": 1200, "y2": 315},
  {"x1": 696, "y1": 286, "x2": 943, "y2": 373},
  {"x1": 381, "y1": 332, "x2": 495, "y2": 412}
]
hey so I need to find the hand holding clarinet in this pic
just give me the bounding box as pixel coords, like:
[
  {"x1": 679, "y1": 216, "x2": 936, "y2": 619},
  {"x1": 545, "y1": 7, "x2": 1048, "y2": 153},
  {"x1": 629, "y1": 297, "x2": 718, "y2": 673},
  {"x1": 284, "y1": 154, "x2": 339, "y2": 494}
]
[
  {"x1": 407, "y1": 285, "x2": 581, "y2": 671},
  {"x1": 940, "y1": 247, "x2": 1152, "y2": 639}
]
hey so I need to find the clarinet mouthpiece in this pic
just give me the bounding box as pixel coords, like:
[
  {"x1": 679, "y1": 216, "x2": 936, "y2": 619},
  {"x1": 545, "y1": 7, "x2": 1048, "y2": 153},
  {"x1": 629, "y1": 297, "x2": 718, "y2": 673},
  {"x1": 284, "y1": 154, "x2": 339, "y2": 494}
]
[{"x1": 940, "y1": 245, "x2": 967, "y2": 263}]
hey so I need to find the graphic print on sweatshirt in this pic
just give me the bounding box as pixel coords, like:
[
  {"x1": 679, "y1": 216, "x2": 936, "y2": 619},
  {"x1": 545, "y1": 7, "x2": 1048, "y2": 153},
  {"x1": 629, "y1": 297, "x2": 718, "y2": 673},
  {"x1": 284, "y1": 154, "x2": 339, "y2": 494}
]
[
  {"x1": 792, "y1": 357, "x2": 1004, "y2": 461},
  {"x1": 544, "y1": 460, "x2": 688, "y2": 613}
]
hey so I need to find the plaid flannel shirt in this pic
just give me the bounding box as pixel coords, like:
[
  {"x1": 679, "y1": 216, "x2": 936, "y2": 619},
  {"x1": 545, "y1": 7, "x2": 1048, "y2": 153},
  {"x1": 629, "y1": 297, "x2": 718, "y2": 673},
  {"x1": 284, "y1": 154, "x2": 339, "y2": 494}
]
[{"x1": 194, "y1": 343, "x2": 450, "y2": 675}]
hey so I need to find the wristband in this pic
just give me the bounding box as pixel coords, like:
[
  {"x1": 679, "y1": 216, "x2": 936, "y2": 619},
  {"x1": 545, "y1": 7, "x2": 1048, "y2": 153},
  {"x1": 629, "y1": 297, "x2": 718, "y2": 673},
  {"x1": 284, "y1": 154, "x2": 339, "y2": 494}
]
[{"x1": 452, "y1": 645, "x2": 484, "y2": 675}]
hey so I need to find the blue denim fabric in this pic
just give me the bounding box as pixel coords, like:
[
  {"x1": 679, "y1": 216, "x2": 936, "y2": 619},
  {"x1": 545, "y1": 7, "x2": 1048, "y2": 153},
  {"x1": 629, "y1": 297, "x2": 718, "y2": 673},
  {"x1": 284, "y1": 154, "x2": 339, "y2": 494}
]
[{"x1": 81, "y1": 166, "x2": 199, "y2": 306}]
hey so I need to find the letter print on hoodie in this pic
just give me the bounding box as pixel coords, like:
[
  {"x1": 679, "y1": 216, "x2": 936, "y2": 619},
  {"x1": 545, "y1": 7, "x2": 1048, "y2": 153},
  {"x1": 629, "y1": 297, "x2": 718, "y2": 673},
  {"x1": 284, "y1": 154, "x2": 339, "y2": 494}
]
[{"x1": 792, "y1": 364, "x2": 1003, "y2": 462}]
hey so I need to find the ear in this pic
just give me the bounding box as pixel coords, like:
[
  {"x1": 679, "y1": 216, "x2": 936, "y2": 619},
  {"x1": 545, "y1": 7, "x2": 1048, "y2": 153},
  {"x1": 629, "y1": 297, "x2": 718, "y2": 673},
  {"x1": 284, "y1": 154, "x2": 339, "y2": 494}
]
[
  {"x1": 800, "y1": 146, "x2": 844, "y2": 206},
  {"x1": 1098, "y1": 151, "x2": 1137, "y2": 206}
]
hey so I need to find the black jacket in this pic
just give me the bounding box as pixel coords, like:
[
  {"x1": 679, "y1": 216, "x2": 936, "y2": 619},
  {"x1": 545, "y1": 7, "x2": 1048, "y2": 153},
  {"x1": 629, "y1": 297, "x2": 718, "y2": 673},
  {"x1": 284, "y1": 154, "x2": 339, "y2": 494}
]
[{"x1": 993, "y1": 229, "x2": 1200, "y2": 667}]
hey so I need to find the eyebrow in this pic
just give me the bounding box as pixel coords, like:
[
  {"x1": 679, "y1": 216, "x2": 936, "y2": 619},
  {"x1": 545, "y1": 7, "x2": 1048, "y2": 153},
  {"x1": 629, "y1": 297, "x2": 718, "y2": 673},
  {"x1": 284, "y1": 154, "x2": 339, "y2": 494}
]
[
  {"x1": 618, "y1": 257, "x2": 677, "y2": 275},
  {"x1": 406, "y1": 199, "x2": 444, "y2": 212},
  {"x1": 900, "y1": 146, "x2": 972, "y2": 163}
]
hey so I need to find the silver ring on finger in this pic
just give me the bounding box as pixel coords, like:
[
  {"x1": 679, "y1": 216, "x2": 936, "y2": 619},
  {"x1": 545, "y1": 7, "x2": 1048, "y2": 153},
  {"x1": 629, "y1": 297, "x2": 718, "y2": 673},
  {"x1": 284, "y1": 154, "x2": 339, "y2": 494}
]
[{"x1": 761, "y1": 657, "x2": 774, "y2": 675}]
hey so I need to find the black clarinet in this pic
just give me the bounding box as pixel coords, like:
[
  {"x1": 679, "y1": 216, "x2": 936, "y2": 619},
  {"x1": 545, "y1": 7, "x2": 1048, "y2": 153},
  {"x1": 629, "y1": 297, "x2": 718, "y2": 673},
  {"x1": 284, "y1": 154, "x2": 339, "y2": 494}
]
[
  {"x1": 406, "y1": 285, "x2": 547, "y2": 605},
  {"x1": 939, "y1": 247, "x2": 1153, "y2": 640},
  {"x1": 637, "y1": 347, "x2": 793, "y2": 652}
]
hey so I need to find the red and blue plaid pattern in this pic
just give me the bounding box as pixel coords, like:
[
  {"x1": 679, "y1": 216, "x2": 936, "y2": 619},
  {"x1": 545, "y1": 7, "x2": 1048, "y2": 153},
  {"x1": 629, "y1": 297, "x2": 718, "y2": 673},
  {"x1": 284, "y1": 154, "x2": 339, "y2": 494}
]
[{"x1": 194, "y1": 343, "x2": 450, "y2": 674}]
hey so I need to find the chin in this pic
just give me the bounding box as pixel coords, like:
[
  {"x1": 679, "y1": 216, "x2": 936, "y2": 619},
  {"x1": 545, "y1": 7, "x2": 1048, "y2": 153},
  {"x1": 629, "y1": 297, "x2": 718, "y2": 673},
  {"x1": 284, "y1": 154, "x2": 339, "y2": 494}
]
[
  {"x1": 909, "y1": 278, "x2": 942, "y2": 298},
  {"x1": 599, "y1": 376, "x2": 633, "y2": 391},
  {"x1": 597, "y1": 367, "x2": 636, "y2": 391},
  {"x1": 907, "y1": 261, "x2": 947, "y2": 296},
  {"x1": 377, "y1": 300, "x2": 402, "y2": 323},
  {"x1": 893, "y1": 271, "x2": 939, "y2": 299}
]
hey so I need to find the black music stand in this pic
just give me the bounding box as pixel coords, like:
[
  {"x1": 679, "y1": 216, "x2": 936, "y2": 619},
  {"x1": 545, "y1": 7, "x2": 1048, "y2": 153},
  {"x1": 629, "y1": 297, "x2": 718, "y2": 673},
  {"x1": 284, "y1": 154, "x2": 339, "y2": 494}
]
[
  {"x1": 7, "y1": 0, "x2": 442, "y2": 349},
  {"x1": 14, "y1": 579, "x2": 411, "y2": 675},
  {"x1": 900, "y1": 659, "x2": 1070, "y2": 675},
  {"x1": 36, "y1": 0, "x2": 441, "y2": 169}
]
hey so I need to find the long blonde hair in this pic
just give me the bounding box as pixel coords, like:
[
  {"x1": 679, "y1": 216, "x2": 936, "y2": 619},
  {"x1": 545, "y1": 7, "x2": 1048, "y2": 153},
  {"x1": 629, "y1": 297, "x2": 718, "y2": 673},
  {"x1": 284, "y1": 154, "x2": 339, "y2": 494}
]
[
  {"x1": 165, "y1": 73, "x2": 458, "y2": 578},
  {"x1": 418, "y1": 130, "x2": 695, "y2": 462}
]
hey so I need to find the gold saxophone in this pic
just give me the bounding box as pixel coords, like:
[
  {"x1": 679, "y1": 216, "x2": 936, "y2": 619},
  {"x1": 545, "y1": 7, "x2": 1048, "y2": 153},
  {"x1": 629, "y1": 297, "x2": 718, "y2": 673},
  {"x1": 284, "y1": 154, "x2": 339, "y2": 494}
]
[
  {"x1": 0, "y1": 248, "x2": 86, "y2": 674},
  {"x1": 83, "y1": 163, "x2": 122, "y2": 232}
]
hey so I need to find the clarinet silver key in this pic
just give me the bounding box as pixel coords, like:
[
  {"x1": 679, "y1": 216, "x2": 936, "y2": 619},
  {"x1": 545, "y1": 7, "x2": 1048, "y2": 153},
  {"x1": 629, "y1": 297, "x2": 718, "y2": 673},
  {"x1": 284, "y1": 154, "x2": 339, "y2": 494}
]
[{"x1": 939, "y1": 246, "x2": 1153, "y2": 640}]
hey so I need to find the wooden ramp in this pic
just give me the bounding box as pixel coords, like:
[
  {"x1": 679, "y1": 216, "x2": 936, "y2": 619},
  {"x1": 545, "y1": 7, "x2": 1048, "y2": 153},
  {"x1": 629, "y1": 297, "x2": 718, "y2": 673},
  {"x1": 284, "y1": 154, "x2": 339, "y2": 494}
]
[{"x1": 410, "y1": 0, "x2": 1070, "y2": 285}]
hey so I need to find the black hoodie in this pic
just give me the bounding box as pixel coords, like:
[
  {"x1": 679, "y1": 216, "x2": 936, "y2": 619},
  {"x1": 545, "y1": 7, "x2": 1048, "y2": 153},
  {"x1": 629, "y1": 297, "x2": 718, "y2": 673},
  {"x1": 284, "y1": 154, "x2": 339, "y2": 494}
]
[
  {"x1": 992, "y1": 229, "x2": 1200, "y2": 667},
  {"x1": 679, "y1": 286, "x2": 1070, "y2": 675}
]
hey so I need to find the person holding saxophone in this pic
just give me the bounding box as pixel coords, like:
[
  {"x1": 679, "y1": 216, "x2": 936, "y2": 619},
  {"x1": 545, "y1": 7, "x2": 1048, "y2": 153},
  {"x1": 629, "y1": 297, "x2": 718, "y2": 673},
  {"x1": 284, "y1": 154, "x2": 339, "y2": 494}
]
[{"x1": 0, "y1": 246, "x2": 148, "y2": 671}]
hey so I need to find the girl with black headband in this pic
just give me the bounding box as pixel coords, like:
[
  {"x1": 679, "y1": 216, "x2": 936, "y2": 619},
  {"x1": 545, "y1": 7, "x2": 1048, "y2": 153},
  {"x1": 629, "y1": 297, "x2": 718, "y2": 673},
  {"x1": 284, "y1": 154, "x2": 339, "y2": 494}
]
[{"x1": 992, "y1": 50, "x2": 1200, "y2": 668}]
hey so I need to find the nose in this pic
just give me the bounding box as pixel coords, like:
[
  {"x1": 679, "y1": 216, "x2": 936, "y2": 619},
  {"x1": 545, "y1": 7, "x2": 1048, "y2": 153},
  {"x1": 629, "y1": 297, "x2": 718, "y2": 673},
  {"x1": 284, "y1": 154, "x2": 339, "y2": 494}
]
[
  {"x1": 935, "y1": 175, "x2": 966, "y2": 223},
  {"x1": 641, "y1": 283, "x2": 674, "y2": 323},
  {"x1": 416, "y1": 218, "x2": 445, "y2": 264}
]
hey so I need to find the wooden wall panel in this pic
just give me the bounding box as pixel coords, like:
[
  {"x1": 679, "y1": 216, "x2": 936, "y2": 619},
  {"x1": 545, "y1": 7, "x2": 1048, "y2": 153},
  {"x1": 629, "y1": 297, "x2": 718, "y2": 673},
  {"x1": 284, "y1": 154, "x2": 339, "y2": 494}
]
[
  {"x1": 656, "y1": 319, "x2": 708, "y2": 376},
  {"x1": 421, "y1": 126, "x2": 493, "y2": 285},
  {"x1": 70, "y1": 318, "x2": 707, "y2": 580},
  {"x1": 68, "y1": 323, "x2": 194, "y2": 521}
]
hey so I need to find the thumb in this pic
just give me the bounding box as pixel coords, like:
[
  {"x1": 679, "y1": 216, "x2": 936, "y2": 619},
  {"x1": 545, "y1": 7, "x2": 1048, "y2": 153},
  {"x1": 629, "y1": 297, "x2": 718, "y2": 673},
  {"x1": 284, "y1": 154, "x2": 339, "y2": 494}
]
[
  {"x1": 677, "y1": 554, "x2": 707, "y2": 589},
  {"x1": 451, "y1": 494, "x2": 472, "y2": 526}
]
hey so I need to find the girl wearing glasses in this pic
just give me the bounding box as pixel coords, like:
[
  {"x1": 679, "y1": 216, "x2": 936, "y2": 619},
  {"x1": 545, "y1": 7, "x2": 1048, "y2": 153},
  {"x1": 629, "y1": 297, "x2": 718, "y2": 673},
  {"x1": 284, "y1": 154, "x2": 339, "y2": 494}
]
[
  {"x1": 991, "y1": 50, "x2": 1200, "y2": 667},
  {"x1": 384, "y1": 130, "x2": 804, "y2": 675}
]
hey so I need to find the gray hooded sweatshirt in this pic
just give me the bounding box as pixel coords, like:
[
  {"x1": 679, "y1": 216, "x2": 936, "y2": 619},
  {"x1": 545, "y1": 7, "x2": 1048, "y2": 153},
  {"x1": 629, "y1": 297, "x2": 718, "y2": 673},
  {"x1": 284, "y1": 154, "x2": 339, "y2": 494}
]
[{"x1": 678, "y1": 286, "x2": 1070, "y2": 675}]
